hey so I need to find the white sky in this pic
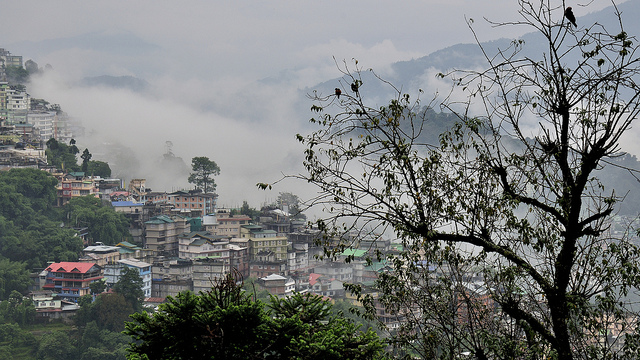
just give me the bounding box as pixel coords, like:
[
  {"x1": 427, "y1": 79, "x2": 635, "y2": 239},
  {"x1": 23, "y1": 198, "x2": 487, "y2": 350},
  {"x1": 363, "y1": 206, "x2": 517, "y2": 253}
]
[{"x1": 0, "y1": 0, "x2": 624, "y2": 210}]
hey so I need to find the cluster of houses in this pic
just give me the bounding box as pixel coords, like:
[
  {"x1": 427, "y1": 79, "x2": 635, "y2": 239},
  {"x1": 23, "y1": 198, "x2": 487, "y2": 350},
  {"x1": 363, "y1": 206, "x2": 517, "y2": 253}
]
[
  {"x1": 1, "y1": 48, "x2": 401, "y2": 326},
  {"x1": 25, "y1": 173, "x2": 400, "y2": 326}
]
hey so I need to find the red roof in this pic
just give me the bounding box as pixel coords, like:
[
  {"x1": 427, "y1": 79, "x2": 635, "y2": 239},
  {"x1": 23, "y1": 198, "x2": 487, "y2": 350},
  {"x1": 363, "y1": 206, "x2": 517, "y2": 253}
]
[
  {"x1": 46, "y1": 262, "x2": 98, "y2": 274},
  {"x1": 309, "y1": 273, "x2": 322, "y2": 286}
]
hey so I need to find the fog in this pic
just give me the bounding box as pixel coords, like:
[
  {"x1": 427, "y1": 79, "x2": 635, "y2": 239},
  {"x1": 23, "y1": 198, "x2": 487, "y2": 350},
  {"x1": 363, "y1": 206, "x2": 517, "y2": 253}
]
[{"x1": 2, "y1": 0, "x2": 624, "y2": 210}]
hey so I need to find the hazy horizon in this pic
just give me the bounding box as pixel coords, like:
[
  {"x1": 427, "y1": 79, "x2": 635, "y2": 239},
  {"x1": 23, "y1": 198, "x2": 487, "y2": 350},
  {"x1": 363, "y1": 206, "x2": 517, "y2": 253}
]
[{"x1": 1, "y1": 0, "x2": 628, "y2": 212}]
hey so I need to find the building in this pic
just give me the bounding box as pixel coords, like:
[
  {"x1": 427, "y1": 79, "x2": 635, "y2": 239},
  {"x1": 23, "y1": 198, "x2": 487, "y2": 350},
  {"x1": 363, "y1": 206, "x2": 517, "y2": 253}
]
[
  {"x1": 258, "y1": 274, "x2": 288, "y2": 297},
  {"x1": 168, "y1": 189, "x2": 218, "y2": 217},
  {"x1": 151, "y1": 258, "x2": 193, "y2": 298},
  {"x1": 144, "y1": 214, "x2": 190, "y2": 256},
  {"x1": 249, "y1": 260, "x2": 287, "y2": 279},
  {"x1": 55, "y1": 172, "x2": 100, "y2": 207},
  {"x1": 241, "y1": 224, "x2": 289, "y2": 261},
  {"x1": 30, "y1": 290, "x2": 79, "y2": 321},
  {"x1": 112, "y1": 201, "x2": 147, "y2": 243},
  {"x1": 79, "y1": 244, "x2": 122, "y2": 267},
  {"x1": 26, "y1": 111, "x2": 55, "y2": 140},
  {"x1": 213, "y1": 209, "x2": 251, "y2": 236},
  {"x1": 103, "y1": 258, "x2": 152, "y2": 298},
  {"x1": 178, "y1": 231, "x2": 230, "y2": 259},
  {"x1": 192, "y1": 258, "x2": 231, "y2": 294},
  {"x1": 0, "y1": 48, "x2": 23, "y2": 68},
  {"x1": 42, "y1": 262, "x2": 103, "y2": 302}
]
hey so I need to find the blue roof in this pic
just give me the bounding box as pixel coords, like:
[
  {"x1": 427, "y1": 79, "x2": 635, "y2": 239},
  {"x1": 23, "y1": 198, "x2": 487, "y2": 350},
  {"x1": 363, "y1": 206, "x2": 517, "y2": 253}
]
[{"x1": 112, "y1": 201, "x2": 144, "y2": 207}]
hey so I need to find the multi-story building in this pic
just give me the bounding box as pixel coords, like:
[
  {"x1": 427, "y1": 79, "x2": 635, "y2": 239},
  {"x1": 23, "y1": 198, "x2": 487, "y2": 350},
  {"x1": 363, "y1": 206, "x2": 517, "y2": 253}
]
[
  {"x1": 241, "y1": 224, "x2": 289, "y2": 261},
  {"x1": 178, "y1": 231, "x2": 230, "y2": 259},
  {"x1": 151, "y1": 258, "x2": 193, "y2": 298},
  {"x1": 144, "y1": 214, "x2": 190, "y2": 256},
  {"x1": 192, "y1": 258, "x2": 231, "y2": 294},
  {"x1": 30, "y1": 290, "x2": 79, "y2": 321},
  {"x1": 103, "y1": 258, "x2": 153, "y2": 298},
  {"x1": 228, "y1": 244, "x2": 250, "y2": 279},
  {"x1": 0, "y1": 82, "x2": 8, "y2": 118},
  {"x1": 26, "y1": 111, "x2": 55, "y2": 140},
  {"x1": 212, "y1": 209, "x2": 251, "y2": 236},
  {"x1": 55, "y1": 172, "x2": 100, "y2": 207},
  {"x1": 168, "y1": 189, "x2": 217, "y2": 216},
  {"x1": 249, "y1": 260, "x2": 287, "y2": 278},
  {"x1": 0, "y1": 48, "x2": 23, "y2": 68},
  {"x1": 112, "y1": 201, "x2": 147, "y2": 243},
  {"x1": 42, "y1": 262, "x2": 103, "y2": 302},
  {"x1": 79, "y1": 244, "x2": 122, "y2": 267}
]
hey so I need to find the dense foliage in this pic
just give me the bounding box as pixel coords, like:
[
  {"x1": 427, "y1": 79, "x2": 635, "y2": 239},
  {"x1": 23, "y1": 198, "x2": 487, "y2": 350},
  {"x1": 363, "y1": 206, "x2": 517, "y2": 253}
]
[
  {"x1": 125, "y1": 276, "x2": 387, "y2": 360},
  {"x1": 0, "y1": 168, "x2": 82, "y2": 275},
  {"x1": 45, "y1": 138, "x2": 80, "y2": 172},
  {"x1": 63, "y1": 196, "x2": 130, "y2": 245}
]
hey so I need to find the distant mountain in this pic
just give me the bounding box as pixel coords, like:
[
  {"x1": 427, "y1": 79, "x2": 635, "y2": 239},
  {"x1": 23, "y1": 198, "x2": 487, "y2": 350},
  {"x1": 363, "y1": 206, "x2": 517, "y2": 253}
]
[
  {"x1": 307, "y1": 1, "x2": 639, "y2": 102},
  {"x1": 300, "y1": 1, "x2": 640, "y2": 216},
  {"x1": 78, "y1": 75, "x2": 149, "y2": 92}
]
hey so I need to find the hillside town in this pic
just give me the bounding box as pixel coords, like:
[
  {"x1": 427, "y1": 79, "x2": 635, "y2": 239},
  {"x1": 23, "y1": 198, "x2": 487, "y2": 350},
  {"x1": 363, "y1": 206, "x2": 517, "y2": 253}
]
[
  {"x1": 5, "y1": 3, "x2": 640, "y2": 354},
  {"x1": 0, "y1": 47, "x2": 407, "y2": 330}
]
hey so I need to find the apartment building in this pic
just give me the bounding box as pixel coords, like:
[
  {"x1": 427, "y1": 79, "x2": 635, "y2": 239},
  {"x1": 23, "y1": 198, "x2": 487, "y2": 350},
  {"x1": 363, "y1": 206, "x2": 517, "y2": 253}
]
[
  {"x1": 42, "y1": 262, "x2": 103, "y2": 302},
  {"x1": 144, "y1": 214, "x2": 190, "y2": 256},
  {"x1": 168, "y1": 189, "x2": 217, "y2": 216}
]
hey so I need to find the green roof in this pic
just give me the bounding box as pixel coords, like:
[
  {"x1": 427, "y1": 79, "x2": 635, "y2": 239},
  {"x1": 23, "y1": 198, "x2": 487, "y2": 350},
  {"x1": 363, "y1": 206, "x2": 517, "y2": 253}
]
[
  {"x1": 342, "y1": 249, "x2": 367, "y2": 258},
  {"x1": 145, "y1": 215, "x2": 174, "y2": 224},
  {"x1": 364, "y1": 260, "x2": 389, "y2": 272}
]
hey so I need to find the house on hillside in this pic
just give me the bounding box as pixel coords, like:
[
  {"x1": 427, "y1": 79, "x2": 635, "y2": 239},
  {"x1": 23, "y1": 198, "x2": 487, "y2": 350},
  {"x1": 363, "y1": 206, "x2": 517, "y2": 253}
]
[
  {"x1": 103, "y1": 258, "x2": 152, "y2": 298},
  {"x1": 42, "y1": 262, "x2": 103, "y2": 302},
  {"x1": 30, "y1": 290, "x2": 79, "y2": 321}
]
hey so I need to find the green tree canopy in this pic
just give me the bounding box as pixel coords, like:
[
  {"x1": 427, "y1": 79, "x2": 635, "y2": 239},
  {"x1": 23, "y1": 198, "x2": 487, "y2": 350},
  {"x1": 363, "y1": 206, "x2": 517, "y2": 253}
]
[
  {"x1": 0, "y1": 168, "x2": 84, "y2": 268},
  {"x1": 113, "y1": 267, "x2": 144, "y2": 312},
  {"x1": 45, "y1": 138, "x2": 81, "y2": 172},
  {"x1": 64, "y1": 196, "x2": 130, "y2": 245},
  {"x1": 86, "y1": 160, "x2": 112, "y2": 178},
  {"x1": 187, "y1": 156, "x2": 220, "y2": 193},
  {"x1": 125, "y1": 275, "x2": 386, "y2": 360}
]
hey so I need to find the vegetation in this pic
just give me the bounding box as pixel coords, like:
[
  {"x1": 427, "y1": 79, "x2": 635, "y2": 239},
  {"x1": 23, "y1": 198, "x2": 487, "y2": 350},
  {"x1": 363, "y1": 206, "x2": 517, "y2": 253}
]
[
  {"x1": 0, "y1": 168, "x2": 83, "y2": 271},
  {"x1": 86, "y1": 160, "x2": 111, "y2": 178},
  {"x1": 80, "y1": 149, "x2": 92, "y2": 173},
  {"x1": 125, "y1": 275, "x2": 387, "y2": 360},
  {"x1": 4, "y1": 65, "x2": 29, "y2": 85},
  {"x1": 113, "y1": 268, "x2": 144, "y2": 313},
  {"x1": 276, "y1": 192, "x2": 306, "y2": 219},
  {"x1": 45, "y1": 138, "x2": 80, "y2": 172},
  {"x1": 295, "y1": 1, "x2": 640, "y2": 359},
  {"x1": 63, "y1": 196, "x2": 131, "y2": 245},
  {"x1": 187, "y1": 156, "x2": 220, "y2": 193}
]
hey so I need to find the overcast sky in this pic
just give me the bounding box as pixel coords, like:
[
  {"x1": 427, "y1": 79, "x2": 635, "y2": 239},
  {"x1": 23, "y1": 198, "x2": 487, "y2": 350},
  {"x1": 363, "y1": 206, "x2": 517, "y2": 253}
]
[{"x1": 0, "y1": 0, "x2": 625, "y2": 210}]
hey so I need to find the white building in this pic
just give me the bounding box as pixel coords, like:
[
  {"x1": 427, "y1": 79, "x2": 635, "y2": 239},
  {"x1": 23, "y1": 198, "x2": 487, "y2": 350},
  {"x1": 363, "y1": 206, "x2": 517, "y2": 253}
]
[
  {"x1": 27, "y1": 111, "x2": 56, "y2": 140},
  {"x1": 103, "y1": 258, "x2": 153, "y2": 298}
]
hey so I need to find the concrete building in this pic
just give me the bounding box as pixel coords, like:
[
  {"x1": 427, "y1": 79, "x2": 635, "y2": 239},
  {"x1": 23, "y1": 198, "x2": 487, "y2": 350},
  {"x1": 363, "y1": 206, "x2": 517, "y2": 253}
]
[
  {"x1": 168, "y1": 189, "x2": 217, "y2": 217},
  {"x1": 151, "y1": 258, "x2": 193, "y2": 298},
  {"x1": 79, "y1": 244, "x2": 121, "y2": 267},
  {"x1": 241, "y1": 224, "x2": 289, "y2": 261},
  {"x1": 213, "y1": 209, "x2": 251, "y2": 236},
  {"x1": 192, "y1": 258, "x2": 231, "y2": 294},
  {"x1": 103, "y1": 258, "x2": 152, "y2": 298},
  {"x1": 144, "y1": 215, "x2": 190, "y2": 256},
  {"x1": 55, "y1": 172, "x2": 100, "y2": 207},
  {"x1": 42, "y1": 262, "x2": 103, "y2": 302},
  {"x1": 26, "y1": 111, "x2": 55, "y2": 140},
  {"x1": 178, "y1": 231, "x2": 230, "y2": 259}
]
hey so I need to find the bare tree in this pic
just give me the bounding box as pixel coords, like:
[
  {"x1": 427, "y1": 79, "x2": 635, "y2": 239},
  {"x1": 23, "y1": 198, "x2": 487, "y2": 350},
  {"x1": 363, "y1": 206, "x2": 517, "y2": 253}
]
[{"x1": 292, "y1": 1, "x2": 640, "y2": 358}]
